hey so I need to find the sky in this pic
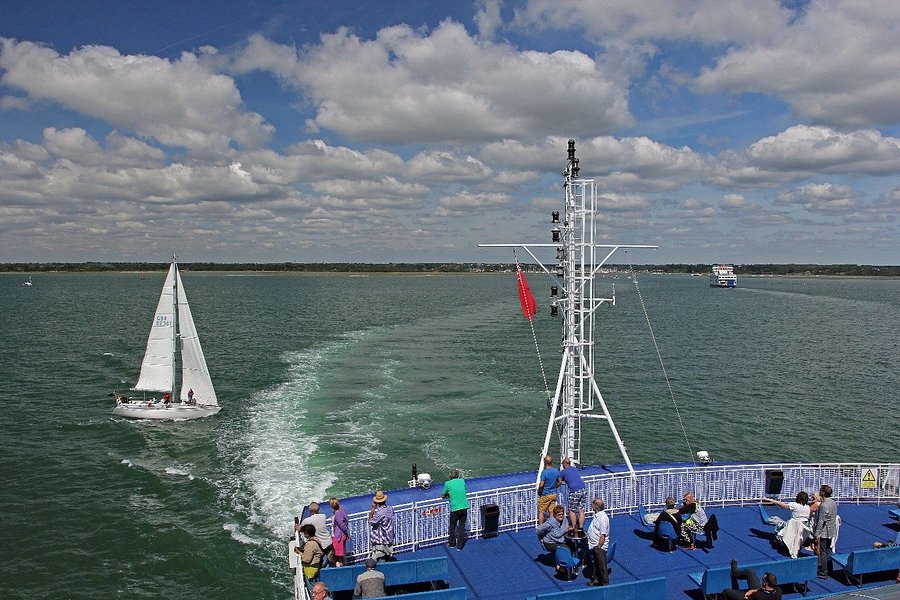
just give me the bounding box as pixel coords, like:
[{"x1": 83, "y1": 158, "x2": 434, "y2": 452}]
[{"x1": 1, "y1": 0, "x2": 898, "y2": 265}]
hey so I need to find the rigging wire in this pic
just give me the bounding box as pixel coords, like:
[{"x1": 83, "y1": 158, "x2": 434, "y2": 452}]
[
  {"x1": 513, "y1": 251, "x2": 559, "y2": 442},
  {"x1": 625, "y1": 251, "x2": 697, "y2": 466}
]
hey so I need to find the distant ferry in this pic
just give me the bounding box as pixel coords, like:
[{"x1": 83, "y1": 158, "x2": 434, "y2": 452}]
[{"x1": 709, "y1": 264, "x2": 737, "y2": 287}]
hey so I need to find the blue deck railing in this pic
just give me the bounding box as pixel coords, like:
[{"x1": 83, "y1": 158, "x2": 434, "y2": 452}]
[{"x1": 336, "y1": 462, "x2": 900, "y2": 563}]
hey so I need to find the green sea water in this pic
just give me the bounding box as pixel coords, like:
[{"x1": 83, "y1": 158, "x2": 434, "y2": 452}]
[{"x1": 1, "y1": 272, "x2": 898, "y2": 598}]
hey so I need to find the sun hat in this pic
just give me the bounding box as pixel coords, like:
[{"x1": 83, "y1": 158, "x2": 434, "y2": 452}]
[{"x1": 373, "y1": 490, "x2": 387, "y2": 503}]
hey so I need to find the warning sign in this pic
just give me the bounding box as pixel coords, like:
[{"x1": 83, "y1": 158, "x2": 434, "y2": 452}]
[{"x1": 860, "y1": 467, "x2": 878, "y2": 490}]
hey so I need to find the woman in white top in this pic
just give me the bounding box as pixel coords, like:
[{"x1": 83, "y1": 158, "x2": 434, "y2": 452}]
[
  {"x1": 762, "y1": 491, "x2": 812, "y2": 558},
  {"x1": 762, "y1": 490, "x2": 811, "y2": 522}
]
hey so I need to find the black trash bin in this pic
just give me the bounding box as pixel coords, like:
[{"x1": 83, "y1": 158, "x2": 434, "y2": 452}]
[
  {"x1": 765, "y1": 469, "x2": 784, "y2": 495},
  {"x1": 481, "y1": 504, "x2": 500, "y2": 538}
]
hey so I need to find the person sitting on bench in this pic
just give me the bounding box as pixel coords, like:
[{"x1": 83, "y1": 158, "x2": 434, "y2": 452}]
[{"x1": 723, "y1": 560, "x2": 782, "y2": 600}]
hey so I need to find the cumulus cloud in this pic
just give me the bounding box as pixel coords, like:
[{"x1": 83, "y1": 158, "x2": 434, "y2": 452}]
[
  {"x1": 695, "y1": 2, "x2": 900, "y2": 127},
  {"x1": 232, "y1": 22, "x2": 632, "y2": 143},
  {"x1": 719, "y1": 193, "x2": 756, "y2": 212},
  {"x1": 483, "y1": 136, "x2": 711, "y2": 191},
  {"x1": 776, "y1": 182, "x2": 861, "y2": 214},
  {"x1": 0, "y1": 38, "x2": 273, "y2": 153},
  {"x1": 516, "y1": 1, "x2": 900, "y2": 128},
  {"x1": 711, "y1": 126, "x2": 900, "y2": 188},
  {"x1": 408, "y1": 151, "x2": 493, "y2": 182}
]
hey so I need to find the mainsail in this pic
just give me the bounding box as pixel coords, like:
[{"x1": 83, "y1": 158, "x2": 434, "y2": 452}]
[
  {"x1": 133, "y1": 263, "x2": 176, "y2": 392},
  {"x1": 175, "y1": 268, "x2": 218, "y2": 406}
]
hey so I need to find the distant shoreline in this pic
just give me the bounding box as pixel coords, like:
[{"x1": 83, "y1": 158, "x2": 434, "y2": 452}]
[{"x1": 2, "y1": 263, "x2": 898, "y2": 278}]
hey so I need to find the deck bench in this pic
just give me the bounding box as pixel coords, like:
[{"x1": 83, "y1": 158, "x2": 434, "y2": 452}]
[
  {"x1": 689, "y1": 556, "x2": 817, "y2": 599},
  {"x1": 831, "y1": 545, "x2": 900, "y2": 586},
  {"x1": 393, "y1": 588, "x2": 467, "y2": 600},
  {"x1": 525, "y1": 576, "x2": 665, "y2": 600},
  {"x1": 318, "y1": 557, "x2": 449, "y2": 593}
]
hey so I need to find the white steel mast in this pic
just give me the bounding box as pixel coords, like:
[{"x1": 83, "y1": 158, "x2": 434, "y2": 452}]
[{"x1": 480, "y1": 140, "x2": 655, "y2": 477}]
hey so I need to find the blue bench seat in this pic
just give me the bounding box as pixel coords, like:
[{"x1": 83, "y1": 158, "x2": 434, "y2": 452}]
[
  {"x1": 689, "y1": 556, "x2": 817, "y2": 599},
  {"x1": 889, "y1": 508, "x2": 900, "y2": 521},
  {"x1": 831, "y1": 545, "x2": 900, "y2": 586},
  {"x1": 396, "y1": 588, "x2": 467, "y2": 600},
  {"x1": 525, "y1": 576, "x2": 665, "y2": 600},
  {"x1": 318, "y1": 557, "x2": 449, "y2": 593}
]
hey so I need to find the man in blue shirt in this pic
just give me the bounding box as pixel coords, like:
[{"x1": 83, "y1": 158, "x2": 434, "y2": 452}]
[
  {"x1": 537, "y1": 455, "x2": 560, "y2": 524},
  {"x1": 559, "y1": 457, "x2": 587, "y2": 530}
]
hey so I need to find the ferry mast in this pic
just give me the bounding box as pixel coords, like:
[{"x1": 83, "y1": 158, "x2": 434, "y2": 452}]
[{"x1": 480, "y1": 140, "x2": 655, "y2": 476}]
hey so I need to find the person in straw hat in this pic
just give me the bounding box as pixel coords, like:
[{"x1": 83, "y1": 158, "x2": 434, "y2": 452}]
[{"x1": 368, "y1": 490, "x2": 395, "y2": 562}]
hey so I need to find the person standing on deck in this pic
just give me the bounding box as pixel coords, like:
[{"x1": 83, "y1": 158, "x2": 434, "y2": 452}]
[
  {"x1": 329, "y1": 497, "x2": 350, "y2": 566},
  {"x1": 441, "y1": 469, "x2": 468, "y2": 551},
  {"x1": 301, "y1": 502, "x2": 334, "y2": 566},
  {"x1": 537, "y1": 455, "x2": 560, "y2": 524},
  {"x1": 812, "y1": 484, "x2": 838, "y2": 579},
  {"x1": 368, "y1": 490, "x2": 395, "y2": 562},
  {"x1": 559, "y1": 457, "x2": 587, "y2": 530},
  {"x1": 586, "y1": 498, "x2": 610, "y2": 587}
]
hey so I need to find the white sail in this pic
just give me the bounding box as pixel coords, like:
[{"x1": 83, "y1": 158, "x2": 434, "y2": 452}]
[
  {"x1": 134, "y1": 263, "x2": 176, "y2": 392},
  {"x1": 176, "y1": 268, "x2": 218, "y2": 406}
]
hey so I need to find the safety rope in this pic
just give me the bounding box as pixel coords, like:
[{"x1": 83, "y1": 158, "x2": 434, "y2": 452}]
[{"x1": 625, "y1": 251, "x2": 697, "y2": 466}]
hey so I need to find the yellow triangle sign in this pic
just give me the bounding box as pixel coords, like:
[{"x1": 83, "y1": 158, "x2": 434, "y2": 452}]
[{"x1": 861, "y1": 468, "x2": 877, "y2": 489}]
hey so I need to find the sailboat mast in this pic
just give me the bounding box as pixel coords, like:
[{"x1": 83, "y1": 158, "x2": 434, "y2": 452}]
[{"x1": 171, "y1": 256, "x2": 179, "y2": 400}]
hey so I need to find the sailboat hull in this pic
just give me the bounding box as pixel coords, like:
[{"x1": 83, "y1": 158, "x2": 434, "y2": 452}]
[{"x1": 112, "y1": 402, "x2": 221, "y2": 420}]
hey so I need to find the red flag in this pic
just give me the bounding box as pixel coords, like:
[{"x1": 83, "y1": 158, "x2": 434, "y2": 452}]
[{"x1": 516, "y1": 264, "x2": 537, "y2": 320}]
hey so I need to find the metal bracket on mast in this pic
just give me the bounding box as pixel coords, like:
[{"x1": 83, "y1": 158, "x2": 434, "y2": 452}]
[{"x1": 480, "y1": 140, "x2": 656, "y2": 479}]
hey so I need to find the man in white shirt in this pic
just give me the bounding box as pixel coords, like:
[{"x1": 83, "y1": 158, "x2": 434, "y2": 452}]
[
  {"x1": 300, "y1": 502, "x2": 334, "y2": 565},
  {"x1": 586, "y1": 498, "x2": 610, "y2": 586}
]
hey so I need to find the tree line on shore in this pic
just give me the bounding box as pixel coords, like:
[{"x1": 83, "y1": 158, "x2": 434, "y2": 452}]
[{"x1": 2, "y1": 262, "x2": 898, "y2": 277}]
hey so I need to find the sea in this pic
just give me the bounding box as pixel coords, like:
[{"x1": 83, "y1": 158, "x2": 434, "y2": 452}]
[{"x1": 1, "y1": 271, "x2": 897, "y2": 599}]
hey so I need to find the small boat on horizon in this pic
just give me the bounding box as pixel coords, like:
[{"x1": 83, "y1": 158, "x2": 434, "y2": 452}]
[
  {"x1": 112, "y1": 257, "x2": 221, "y2": 420},
  {"x1": 23, "y1": 276, "x2": 33, "y2": 286}
]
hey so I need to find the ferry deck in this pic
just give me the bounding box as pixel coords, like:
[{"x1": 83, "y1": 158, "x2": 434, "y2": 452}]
[{"x1": 292, "y1": 462, "x2": 900, "y2": 600}]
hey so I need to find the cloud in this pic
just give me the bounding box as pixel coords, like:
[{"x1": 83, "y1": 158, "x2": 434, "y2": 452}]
[
  {"x1": 516, "y1": 2, "x2": 900, "y2": 128},
  {"x1": 695, "y1": 2, "x2": 900, "y2": 127},
  {"x1": 483, "y1": 135, "x2": 711, "y2": 191},
  {"x1": 408, "y1": 151, "x2": 493, "y2": 182},
  {"x1": 436, "y1": 190, "x2": 511, "y2": 215},
  {"x1": 474, "y1": 0, "x2": 503, "y2": 40},
  {"x1": 41, "y1": 127, "x2": 166, "y2": 168},
  {"x1": 513, "y1": 0, "x2": 789, "y2": 46},
  {"x1": 231, "y1": 22, "x2": 632, "y2": 143},
  {"x1": 711, "y1": 126, "x2": 900, "y2": 188},
  {"x1": 719, "y1": 193, "x2": 756, "y2": 212},
  {"x1": 0, "y1": 38, "x2": 273, "y2": 153},
  {"x1": 776, "y1": 182, "x2": 861, "y2": 214}
]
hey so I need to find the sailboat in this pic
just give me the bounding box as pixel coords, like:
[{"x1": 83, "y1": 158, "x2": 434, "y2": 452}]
[
  {"x1": 112, "y1": 257, "x2": 221, "y2": 420},
  {"x1": 23, "y1": 276, "x2": 33, "y2": 286}
]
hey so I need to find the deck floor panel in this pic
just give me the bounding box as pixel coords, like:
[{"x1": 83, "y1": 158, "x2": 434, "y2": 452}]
[{"x1": 380, "y1": 503, "x2": 900, "y2": 600}]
